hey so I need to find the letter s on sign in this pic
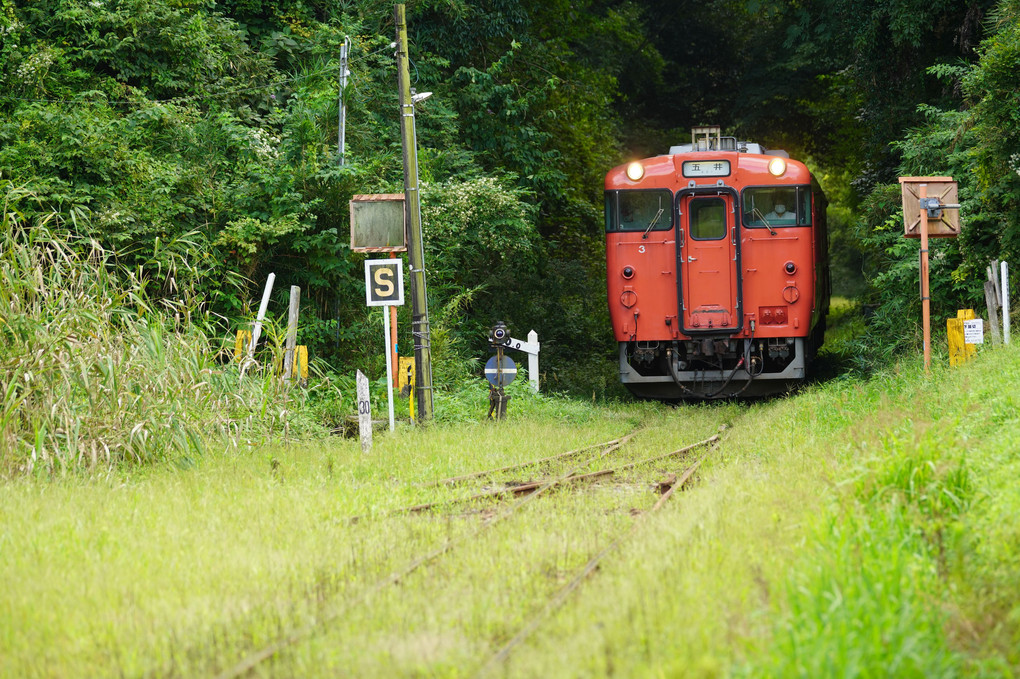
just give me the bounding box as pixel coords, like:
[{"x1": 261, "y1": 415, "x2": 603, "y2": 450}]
[{"x1": 374, "y1": 267, "x2": 394, "y2": 297}]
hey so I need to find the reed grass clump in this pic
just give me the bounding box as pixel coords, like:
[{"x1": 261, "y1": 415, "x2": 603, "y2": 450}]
[{"x1": 0, "y1": 185, "x2": 294, "y2": 475}]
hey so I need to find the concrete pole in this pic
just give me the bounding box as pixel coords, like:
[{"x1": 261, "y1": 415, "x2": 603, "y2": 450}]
[{"x1": 395, "y1": 4, "x2": 434, "y2": 421}]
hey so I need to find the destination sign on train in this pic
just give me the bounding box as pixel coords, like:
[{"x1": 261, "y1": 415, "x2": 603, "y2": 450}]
[{"x1": 682, "y1": 160, "x2": 731, "y2": 177}]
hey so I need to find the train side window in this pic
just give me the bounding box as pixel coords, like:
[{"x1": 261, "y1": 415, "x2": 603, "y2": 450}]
[
  {"x1": 798, "y1": 188, "x2": 812, "y2": 226},
  {"x1": 604, "y1": 192, "x2": 617, "y2": 232},
  {"x1": 617, "y1": 189, "x2": 672, "y2": 232},
  {"x1": 690, "y1": 198, "x2": 726, "y2": 240}
]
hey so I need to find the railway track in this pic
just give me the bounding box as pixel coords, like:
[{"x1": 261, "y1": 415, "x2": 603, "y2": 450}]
[
  {"x1": 213, "y1": 428, "x2": 721, "y2": 678},
  {"x1": 472, "y1": 453, "x2": 710, "y2": 677}
]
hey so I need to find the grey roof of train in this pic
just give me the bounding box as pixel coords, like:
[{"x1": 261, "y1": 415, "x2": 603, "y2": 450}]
[{"x1": 668, "y1": 142, "x2": 789, "y2": 157}]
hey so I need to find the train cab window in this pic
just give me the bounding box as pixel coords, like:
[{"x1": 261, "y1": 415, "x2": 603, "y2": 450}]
[
  {"x1": 689, "y1": 197, "x2": 727, "y2": 240},
  {"x1": 610, "y1": 189, "x2": 673, "y2": 233},
  {"x1": 742, "y1": 187, "x2": 810, "y2": 228}
]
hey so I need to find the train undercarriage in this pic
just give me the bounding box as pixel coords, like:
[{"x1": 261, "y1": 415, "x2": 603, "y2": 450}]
[{"x1": 619, "y1": 335, "x2": 813, "y2": 399}]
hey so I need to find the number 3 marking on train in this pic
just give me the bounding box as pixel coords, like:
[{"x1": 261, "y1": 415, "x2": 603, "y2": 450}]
[{"x1": 638, "y1": 245, "x2": 646, "y2": 253}]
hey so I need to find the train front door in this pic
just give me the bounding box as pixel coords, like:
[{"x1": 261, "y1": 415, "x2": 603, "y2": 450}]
[{"x1": 677, "y1": 192, "x2": 741, "y2": 333}]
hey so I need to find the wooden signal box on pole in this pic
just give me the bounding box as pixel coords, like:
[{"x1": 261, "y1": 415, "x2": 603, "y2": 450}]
[{"x1": 899, "y1": 176, "x2": 962, "y2": 372}]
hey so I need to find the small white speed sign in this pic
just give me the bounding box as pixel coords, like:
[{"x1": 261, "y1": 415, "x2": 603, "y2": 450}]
[{"x1": 364, "y1": 259, "x2": 404, "y2": 307}]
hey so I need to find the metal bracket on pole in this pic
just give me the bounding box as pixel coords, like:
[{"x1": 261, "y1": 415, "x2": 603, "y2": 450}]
[{"x1": 919, "y1": 196, "x2": 961, "y2": 220}]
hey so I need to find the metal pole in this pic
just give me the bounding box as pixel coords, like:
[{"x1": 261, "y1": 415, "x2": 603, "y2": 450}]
[
  {"x1": 339, "y1": 37, "x2": 350, "y2": 165},
  {"x1": 920, "y1": 184, "x2": 931, "y2": 371},
  {"x1": 395, "y1": 4, "x2": 434, "y2": 421},
  {"x1": 390, "y1": 304, "x2": 399, "y2": 388},
  {"x1": 384, "y1": 307, "x2": 395, "y2": 431}
]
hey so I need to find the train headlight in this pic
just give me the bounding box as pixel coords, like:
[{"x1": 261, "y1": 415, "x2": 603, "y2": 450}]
[
  {"x1": 626, "y1": 162, "x2": 645, "y2": 182},
  {"x1": 768, "y1": 157, "x2": 787, "y2": 177}
]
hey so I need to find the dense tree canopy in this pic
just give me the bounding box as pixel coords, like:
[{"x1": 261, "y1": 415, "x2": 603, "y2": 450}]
[{"x1": 2, "y1": 0, "x2": 1018, "y2": 386}]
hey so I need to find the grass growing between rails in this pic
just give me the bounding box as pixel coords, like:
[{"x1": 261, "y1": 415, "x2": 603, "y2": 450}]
[{"x1": 4, "y1": 341, "x2": 1020, "y2": 676}]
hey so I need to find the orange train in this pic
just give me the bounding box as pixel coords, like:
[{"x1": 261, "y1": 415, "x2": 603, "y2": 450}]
[{"x1": 605, "y1": 127, "x2": 829, "y2": 399}]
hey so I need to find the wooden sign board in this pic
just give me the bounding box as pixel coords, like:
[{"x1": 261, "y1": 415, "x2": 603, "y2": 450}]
[
  {"x1": 350, "y1": 194, "x2": 407, "y2": 253},
  {"x1": 899, "y1": 177, "x2": 960, "y2": 238}
]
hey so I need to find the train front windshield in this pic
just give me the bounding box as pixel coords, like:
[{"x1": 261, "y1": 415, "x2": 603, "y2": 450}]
[
  {"x1": 742, "y1": 187, "x2": 811, "y2": 227},
  {"x1": 605, "y1": 189, "x2": 673, "y2": 232}
]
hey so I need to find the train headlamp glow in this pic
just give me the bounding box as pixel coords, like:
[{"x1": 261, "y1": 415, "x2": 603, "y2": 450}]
[
  {"x1": 768, "y1": 157, "x2": 787, "y2": 177},
  {"x1": 625, "y1": 162, "x2": 645, "y2": 182}
]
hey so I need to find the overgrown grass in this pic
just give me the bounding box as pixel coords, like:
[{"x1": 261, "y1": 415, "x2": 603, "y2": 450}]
[
  {"x1": 5, "y1": 341, "x2": 1020, "y2": 676},
  {"x1": 0, "y1": 186, "x2": 331, "y2": 475}
]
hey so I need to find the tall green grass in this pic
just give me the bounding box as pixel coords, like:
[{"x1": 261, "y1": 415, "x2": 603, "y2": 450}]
[{"x1": 0, "y1": 185, "x2": 304, "y2": 475}]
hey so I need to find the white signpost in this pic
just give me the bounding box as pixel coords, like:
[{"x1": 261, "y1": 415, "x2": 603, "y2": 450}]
[{"x1": 364, "y1": 259, "x2": 405, "y2": 432}]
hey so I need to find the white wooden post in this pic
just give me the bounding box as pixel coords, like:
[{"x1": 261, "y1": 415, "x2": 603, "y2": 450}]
[
  {"x1": 1002, "y1": 261, "x2": 1010, "y2": 344},
  {"x1": 356, "y1": 370, "x2": 372, "y2": 453},
  {"x1": 243, "y1": 272, "x2": 275, "y2": 377},
  {"x1": 528, "y1": 329, "x2": 540, "y2": 392},
  {"x1": 284, "y1": 286, "x2": 300, "y2": 382}
]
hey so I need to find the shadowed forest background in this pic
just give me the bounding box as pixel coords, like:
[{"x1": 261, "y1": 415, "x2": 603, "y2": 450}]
[{"x1": 2, "y1": 0, "x2": 1019, "y2": 394}]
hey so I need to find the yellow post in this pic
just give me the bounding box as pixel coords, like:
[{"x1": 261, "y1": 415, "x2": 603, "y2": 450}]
[
  {"x1": 292, "y1": 346, "x2": 309, "y2": 384},
  {"x1": 397, "y1": 356, "x2": 416, "y2": 422},
  {"x1": 947, "y1": 317, "x2": 965, "y2": 366},
  {"x1": 234, "y1": 330, "x2": 252, "y2": 362},
  {"x1": 948, "y1": 309, "x2": 978, "y2": 366}
]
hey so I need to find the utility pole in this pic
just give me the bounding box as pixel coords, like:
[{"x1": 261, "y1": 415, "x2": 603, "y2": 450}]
[{"x1": 395, "y1": 4, "x2": 434, "y2": 421}]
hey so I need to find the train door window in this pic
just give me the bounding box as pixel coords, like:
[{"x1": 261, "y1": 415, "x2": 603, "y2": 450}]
[
  {"x1": 690, "y1": 197, "x2": 726, "y2": 240},
  {"x1": 617, "y1": 189, "x2": 672, "y2": 232}
]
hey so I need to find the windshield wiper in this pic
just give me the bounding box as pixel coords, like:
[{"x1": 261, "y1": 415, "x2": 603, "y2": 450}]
[
  {"x1": 641, "y1": 207, "x2": 665, "y2": 239},
  {"x1": 753, "y1": 208, "x2": 776, "y2": 236}
]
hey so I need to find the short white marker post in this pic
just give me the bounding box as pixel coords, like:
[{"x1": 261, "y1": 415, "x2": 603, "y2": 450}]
[
  {"x1": 356, "y1": 369, "x2": 372, "y2": 453},
  {"x1": 527, "y1": 329, "x2": 540, "y2": 392}
]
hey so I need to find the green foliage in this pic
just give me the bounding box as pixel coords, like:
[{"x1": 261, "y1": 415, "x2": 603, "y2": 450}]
[
  {"x1": 0, "y1": 0, "x2": 639, "y2": 394},
  {"x1": 851, "y1": 0, "x2": 1020, "y2": 357},
  {"x1": 422, "y1": 175, "x2": 539, "y2": 291}
]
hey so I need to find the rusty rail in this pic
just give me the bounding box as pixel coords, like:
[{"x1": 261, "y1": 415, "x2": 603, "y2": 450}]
[{"x1": 472, "y1": 447, "x2": 716, "y2": 677}]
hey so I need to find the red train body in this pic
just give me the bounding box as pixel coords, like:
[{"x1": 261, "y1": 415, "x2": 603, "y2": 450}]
[{"x1": 605, "y1": 128, "x2": 829, "y2": 399}]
